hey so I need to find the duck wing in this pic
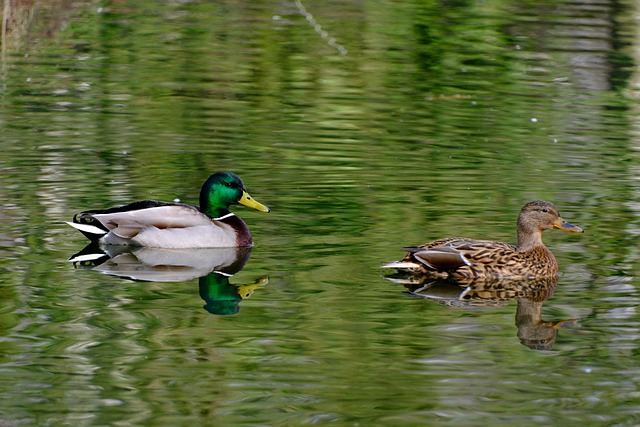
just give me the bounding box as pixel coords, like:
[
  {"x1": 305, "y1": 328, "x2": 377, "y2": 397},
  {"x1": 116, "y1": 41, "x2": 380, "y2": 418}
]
[
  {"x1": 387, "y1": 238, "x2": 518, "y2": 276},
  {"x1": 406, "y1": 246, "x2": 471, "y2": 271},
  {"x1": 77, "y1": 202, "x2": 212, "y2": 239},
  {"x1": 432, "y1": 237, "x2": 515, "y2": 258}
]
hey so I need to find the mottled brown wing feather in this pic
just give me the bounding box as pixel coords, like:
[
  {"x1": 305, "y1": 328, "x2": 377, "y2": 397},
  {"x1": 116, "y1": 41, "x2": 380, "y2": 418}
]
[{"x1": 412, "y1": 247, "x2": 469, "y2": 271}]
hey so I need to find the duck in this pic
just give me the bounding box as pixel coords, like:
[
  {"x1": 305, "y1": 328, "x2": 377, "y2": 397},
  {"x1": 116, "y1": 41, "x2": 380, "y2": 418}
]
[
  {"x1": 382, "y1": 200, "x2": 583, "y2": 280},
  {"x1": 67, "y1": 172, "x2": 269, "y2": 248}
]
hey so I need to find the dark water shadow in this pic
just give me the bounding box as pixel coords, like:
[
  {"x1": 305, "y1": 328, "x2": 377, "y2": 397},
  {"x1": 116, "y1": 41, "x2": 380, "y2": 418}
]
[
  {"x1": 69, "y1": 244, "x2": 268, "y2": 315},
  {"x1": 386, "y1": 274, "x2": 577, "y2": 351}
]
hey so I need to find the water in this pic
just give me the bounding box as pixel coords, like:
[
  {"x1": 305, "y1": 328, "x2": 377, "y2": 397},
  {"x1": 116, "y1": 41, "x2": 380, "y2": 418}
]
[{"x1": 2, "y1": 0, "x2": 640, "y2": 425}]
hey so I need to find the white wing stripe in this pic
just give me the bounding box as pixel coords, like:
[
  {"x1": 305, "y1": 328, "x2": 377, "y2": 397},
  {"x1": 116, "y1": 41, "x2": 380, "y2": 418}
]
[{"x1": 66, "y1": 221, "x2": 107, "y2": 235}]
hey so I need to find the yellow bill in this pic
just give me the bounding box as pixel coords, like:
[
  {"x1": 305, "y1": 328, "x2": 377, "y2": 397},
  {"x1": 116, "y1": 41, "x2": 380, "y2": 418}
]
[{"x1": 239, "y1": 191, "x2": 270, "y2": 213}]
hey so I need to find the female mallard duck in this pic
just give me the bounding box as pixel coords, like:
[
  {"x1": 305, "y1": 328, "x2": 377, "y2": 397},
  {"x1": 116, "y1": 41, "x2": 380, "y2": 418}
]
[
  {"x1": 382, "y1": 200, "x2": 583, "y2": 279},
  {"x1": 67, "y1": 172, "x2": 269, "y2": 248}
]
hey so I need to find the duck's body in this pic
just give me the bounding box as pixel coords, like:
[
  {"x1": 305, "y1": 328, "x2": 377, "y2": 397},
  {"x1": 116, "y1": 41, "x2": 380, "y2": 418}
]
[
  {"x1": 67, "y1": 172, "x2": 269, "y2": 248},
  {"x1": 383, "y1": 200, "x2": 583, "y2": 280}
]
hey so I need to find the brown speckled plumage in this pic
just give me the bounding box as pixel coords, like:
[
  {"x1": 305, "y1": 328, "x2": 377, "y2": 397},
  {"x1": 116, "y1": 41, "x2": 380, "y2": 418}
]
[{"x1": 383, "y1": 200, "x2": 583, "y2": 280}]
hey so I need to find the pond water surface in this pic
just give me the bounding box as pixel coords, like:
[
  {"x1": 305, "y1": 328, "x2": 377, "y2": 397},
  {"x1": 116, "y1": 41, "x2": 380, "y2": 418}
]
[{"x1": 2, "y1": 1, "x2": 640, "y2": 425}]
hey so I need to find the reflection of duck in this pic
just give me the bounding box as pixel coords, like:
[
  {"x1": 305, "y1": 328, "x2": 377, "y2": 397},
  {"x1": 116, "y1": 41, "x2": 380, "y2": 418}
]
[
  {"x1": 383, "y1": 200, "x2": 583, "y2": 279},
  {"x1": 401, "y1": 276, "x2": 558, "y2": 306},
  {"x1": 516, "y1": 299, "x2": 576, "y2": 351},
  {"x1": 67, "y1": 172, "x2": 269, "y2": 248},
  {"x1": 200, "y1": 274, "x2": 268, "y2": 315},
  {"x1": 392, "y1": 276, "x2": 575, "y2": 351},
  {"x1": 70, "y1": 245, "x2": 267, "y2": 315},
  {"x1": 70, "y1": 244, "x2": 253, "y2": 282}
]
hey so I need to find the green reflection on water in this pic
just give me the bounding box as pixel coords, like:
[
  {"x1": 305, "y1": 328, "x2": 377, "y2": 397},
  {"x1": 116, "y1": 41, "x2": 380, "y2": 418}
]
[{"x1": 1, "y1": 0, "x2": 640, "y2": 425}]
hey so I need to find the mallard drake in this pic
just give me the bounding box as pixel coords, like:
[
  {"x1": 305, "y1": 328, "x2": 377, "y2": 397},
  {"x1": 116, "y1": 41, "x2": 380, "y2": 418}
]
[
  {"x1": 67, "y1": 172, "x2": 269, "y2": 248},
  {"x1": 382, "y1": 200, "x2": 583, "y2": 279}
]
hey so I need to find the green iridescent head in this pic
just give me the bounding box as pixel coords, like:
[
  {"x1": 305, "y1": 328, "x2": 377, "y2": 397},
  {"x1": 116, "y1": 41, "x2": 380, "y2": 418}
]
[{"x1": 199, "y1": 172, "x2": 270, "y2": 218}]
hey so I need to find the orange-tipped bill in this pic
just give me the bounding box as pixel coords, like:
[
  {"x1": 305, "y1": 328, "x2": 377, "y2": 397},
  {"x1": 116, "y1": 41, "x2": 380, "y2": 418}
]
[
  {"x1": 553, "y1": 217, "x2": 583, "y2": 233},
  {"x1": 239, "y1": 191, "x2": 270, "y2": 213}
]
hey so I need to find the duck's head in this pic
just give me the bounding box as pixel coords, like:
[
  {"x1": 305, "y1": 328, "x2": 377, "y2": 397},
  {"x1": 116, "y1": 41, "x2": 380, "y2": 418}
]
[
  {"x1": 517, "y1": 200, "x2": 583, "y2": 235},
  {"x1": 200, "y1": 172, "x2": 270, "y2": 218}
]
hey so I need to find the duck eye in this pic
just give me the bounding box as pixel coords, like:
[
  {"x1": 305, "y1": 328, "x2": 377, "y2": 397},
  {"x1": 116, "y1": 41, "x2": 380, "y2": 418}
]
[{"x1": 542, "y1": 208, "x2": 548, "y2": 213}]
